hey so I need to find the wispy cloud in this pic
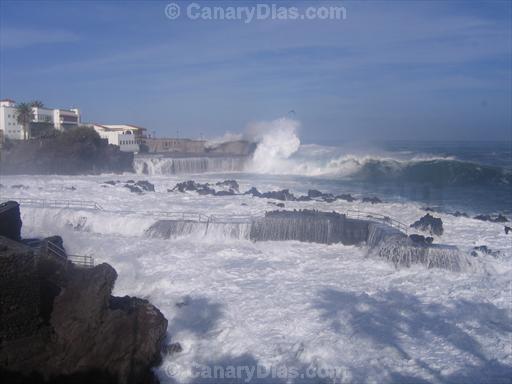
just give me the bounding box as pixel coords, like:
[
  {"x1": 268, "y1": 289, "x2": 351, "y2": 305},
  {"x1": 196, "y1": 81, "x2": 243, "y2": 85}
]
[{"x1": 0, "y1": 28, "x2": 79, "y2": 49}]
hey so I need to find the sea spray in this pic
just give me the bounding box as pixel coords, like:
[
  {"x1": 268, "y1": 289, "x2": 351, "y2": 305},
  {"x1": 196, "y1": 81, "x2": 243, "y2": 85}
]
[{"x1": 246, "y1": 118, "x2": 301, "y2": 174}]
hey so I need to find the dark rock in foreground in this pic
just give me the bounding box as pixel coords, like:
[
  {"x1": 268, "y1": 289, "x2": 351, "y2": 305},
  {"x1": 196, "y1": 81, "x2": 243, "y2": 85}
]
[
  {"x1": 410, "y1": 213, "x2": 444, "y2": 236},
  {"x1": 0, "y1": 236, "x2": 167, "y2": 384},
  {"x1": 0, "y1": 201, "x2": 22, "y2": 241}
]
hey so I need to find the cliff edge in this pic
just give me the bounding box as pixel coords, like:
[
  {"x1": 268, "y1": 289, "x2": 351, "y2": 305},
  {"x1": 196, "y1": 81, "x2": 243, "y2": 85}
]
[{"x1": 0, "y1": 204, "x2": 168, "y2": 384}]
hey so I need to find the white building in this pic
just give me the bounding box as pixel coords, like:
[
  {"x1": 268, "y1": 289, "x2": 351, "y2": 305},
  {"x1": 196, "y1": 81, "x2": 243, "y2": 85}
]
[
  {"x1": 0, "y1": 99, "x2": 81, "y2": 140},
  {"x1": 92, "y1": 124, "x2": 145, "y2": 152},
  {"x1": 0, "y1": 99, "x2": 24, "y2": 140}
]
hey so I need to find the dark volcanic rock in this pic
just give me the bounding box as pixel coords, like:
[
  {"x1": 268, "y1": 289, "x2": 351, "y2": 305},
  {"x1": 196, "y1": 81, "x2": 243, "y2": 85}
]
[
  {"x1": 135, "y1": 180, "x2": 155, "y2": 192},
  {"x1": 409, "y1": 234, "x2": 434, "y2": 246},
  {"x1": 103, "y1": 180, "x2": 118, "y2": 186},
  {"x1": 244, "y1": 187, "x2": 262, "y2": 197},
  {"x1": 474, "y1": 214, "x2": 509, "y2": 223},
  {"x1": 471, "y1": 245, "x2": 500, "y2": 258},
  {"x1": 214, "y1": 190, "x2": 236, "y2": 196},
  {"x1": 172, "y1": 180, "x2": 208, "y2": 193},
  {"x1": 216, "y1": 180, "x2": 239, "y2": 193},
  {"x1": 0, "y1": 237, "x2": 168, "y2": 384},
  {"x1": 452, "y1": 211, "x2": 469, "y2": 218},
  {"x1": 362, "y1": 196, "x2": 382, "y2": 204},
  {"x1": 410, "y1": 213, "x2": 444, "y2": 236},
  {"x1": 124, "y1": 184, "x2": 143, "y2": 193},
  {"x1": 296, "y1": 195, "x2": 312, "y2": 202},
  {"x1": 306, "y1": 190, "x2": 335, "y2": 202},
  {"x1": 505, "y1": 226, "x2": 511, "y2": 235},
  {"x1": 0, "y1": 201, "x2": 22, "y2": 241},
  {"x1": 307, "y1": 189, "x2": 324, "y2": 198},
  {"x1": 336, "y1": 194, "x2": 357, "y2": 202},
  {"x1": 260, "y1": 189, "x2": 296, "y2": 201}
]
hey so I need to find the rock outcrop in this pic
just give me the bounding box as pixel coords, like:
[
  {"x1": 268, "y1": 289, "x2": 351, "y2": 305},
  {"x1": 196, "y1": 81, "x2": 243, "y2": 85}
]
[
  {"x1": 0, "y1": 201, "x2": 22, "y2": 241},
  {"x1": 410, "y1": 213, "x2": 444, "y2": 236},
  {"x1": 0, "y1": 235, "x2": 167, "y2": 384}
]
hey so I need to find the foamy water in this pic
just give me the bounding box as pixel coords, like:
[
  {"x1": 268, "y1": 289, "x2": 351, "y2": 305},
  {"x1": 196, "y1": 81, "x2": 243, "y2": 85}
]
[{"x1": 2, "y1": 172, "x2": 511, "y2": 383}]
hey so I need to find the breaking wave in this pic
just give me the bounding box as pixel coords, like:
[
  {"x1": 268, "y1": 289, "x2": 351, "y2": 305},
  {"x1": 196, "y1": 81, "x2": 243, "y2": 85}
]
[{"x1": 244, "y1": 118, "x2": 511, "y2": 186}]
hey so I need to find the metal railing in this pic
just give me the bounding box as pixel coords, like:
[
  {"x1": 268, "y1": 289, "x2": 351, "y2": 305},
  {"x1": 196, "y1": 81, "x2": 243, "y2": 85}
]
[
  {"x1": 4, "y1": 197, "x2": 104, "y2": 211},
  {"x1": 346, "y1": 210, "x2": 408, "y2": 234},
  {"x1": 68, "y1": 254, "x2": 95, "y2": 268},
  {"x1": 8, "y1": 197, "x2": 408, "y2": 233},
  {"x1": 38, "y1": 240, "x2": 95, "y2": 269}
]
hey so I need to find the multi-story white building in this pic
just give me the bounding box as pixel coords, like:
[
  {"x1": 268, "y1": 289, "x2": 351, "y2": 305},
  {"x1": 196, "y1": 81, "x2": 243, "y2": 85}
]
[
  {"x1": 92, "y1": 124, "x2": 146, "y2": 152},
  {"x1": 0, "y1": 99, "x2": 80, "y2": 140},
  {"x1": 0, "y1": 99, "x2": 24, "y2": 140}
]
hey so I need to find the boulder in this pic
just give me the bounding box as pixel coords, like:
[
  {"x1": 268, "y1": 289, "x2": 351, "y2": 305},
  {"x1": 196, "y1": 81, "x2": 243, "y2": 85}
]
[
  {"x1": 135, "y1": 180, "x2": 155, "y2": 192},
  {"x1": 362, "y1": 196, "x2": 382, "y2": 204},
  {"x1": 124, "y1": 184, "x2": 143, "y2": 194},
  {"x1": 410, "y1": 213, "x2": 444, "y2": 236},
  {"x1": 260, "y1": 189, "x2": 296, "y2": 201},
  {"x1": 0, "y1": 201, "x2": 22, "y2": 241},
  {"x1": 244, "y1": 187, "x2": 262, "y2": 197},
  {"x1": 214, "y1": 190, "x2": 236, "y2": 196},
  {"x1": 471, "y1": 245, "x2": 500, "y2": 258},
  {"x1": 172, "y1": 180, "x2": 209, "y2": 193},
  {"x1": 0, "y1": 238, "x2": 168, "y2": 384},
  {"x1": 215, "y1": 180, "x2": 239, "y2": 193},
  {"x1": 474, "y1": 214, "x2": 509, "y2": 223},
  {"x1": 408, "y1": 234, "x2": 434, "y2": 246},
  {"x1": 336, "y1": 194, "x2": 357, "y2": 202},
  {"x1": 307, "y1": 189, "x2": 324, "y2": 198}
]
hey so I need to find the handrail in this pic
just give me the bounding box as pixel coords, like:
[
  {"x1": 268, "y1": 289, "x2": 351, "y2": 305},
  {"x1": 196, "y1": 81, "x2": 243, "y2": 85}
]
[
  {"x1": 37, "y1": 240, "x2": 95, "y2": 268},
  {"x1": 8, "y1": 197, "x2": 408, "y2": 233},
  {"x1": 4, "y1": 197, "x2": 104, "y2": 211},
  {"x1": 345, "y1": 210, "x2": 408, "y2": 233}
]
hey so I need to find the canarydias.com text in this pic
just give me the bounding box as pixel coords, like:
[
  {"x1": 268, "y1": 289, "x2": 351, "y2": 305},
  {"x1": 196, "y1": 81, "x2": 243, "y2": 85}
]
[
  {"x1": 165, "y1": 362, "x2": 347, "y2": 382},
  {"x1": 165, "y1": 3, "x2": 347, "y2": 23}
]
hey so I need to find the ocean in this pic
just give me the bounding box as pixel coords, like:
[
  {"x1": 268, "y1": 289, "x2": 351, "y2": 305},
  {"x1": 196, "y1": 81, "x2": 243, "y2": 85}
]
[{"x1": 1, "y1": 126, "x2": 511, "y2": 383}]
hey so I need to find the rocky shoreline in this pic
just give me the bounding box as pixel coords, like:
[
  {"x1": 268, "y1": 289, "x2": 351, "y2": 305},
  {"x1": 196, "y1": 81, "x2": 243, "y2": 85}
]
[{"x1": 0, "y1": 202, "x2": 168, "y2": 384}]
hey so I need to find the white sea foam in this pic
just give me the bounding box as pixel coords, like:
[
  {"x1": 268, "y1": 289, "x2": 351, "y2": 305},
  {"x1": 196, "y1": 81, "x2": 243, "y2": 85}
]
[{"x1": 3, "y1": 173, "x2": 511, "y2": 384}]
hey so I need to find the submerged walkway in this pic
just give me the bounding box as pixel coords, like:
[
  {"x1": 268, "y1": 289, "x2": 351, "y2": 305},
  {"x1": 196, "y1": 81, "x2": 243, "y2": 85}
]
[{"x1": 6, "y1": 196, "x2": 409, "y2": 233}]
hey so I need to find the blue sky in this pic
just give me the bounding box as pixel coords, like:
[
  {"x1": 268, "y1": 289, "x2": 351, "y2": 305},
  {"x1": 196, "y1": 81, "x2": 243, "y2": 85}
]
[{"x1": 0, "y1": 0, "x2": 511, "y2": 142}]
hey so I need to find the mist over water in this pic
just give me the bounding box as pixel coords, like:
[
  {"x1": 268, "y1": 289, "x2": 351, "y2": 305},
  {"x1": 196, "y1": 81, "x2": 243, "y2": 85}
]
[{"x1": 131, "y1": 117, "x2": 511, "y2": 214}]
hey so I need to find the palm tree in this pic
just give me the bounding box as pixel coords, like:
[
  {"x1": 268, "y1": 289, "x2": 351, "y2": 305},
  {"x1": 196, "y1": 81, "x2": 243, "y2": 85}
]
[
  {"x1": 16, "y1": 102, "x2": 34, "y2": 140},
  {"x1": 30, "y1": 100, "x2": 44, "y2": 108}
]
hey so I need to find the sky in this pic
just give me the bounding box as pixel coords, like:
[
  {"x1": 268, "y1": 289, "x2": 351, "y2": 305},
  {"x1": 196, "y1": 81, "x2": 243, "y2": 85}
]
[{"x1": 0, "y1": 0, "x2": 511, "y2": 143}]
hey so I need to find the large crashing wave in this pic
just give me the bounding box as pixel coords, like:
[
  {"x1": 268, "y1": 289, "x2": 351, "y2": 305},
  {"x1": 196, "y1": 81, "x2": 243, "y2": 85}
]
[
  {"x1": 243, "y1": 118, "x2": 511, "y2": 186},
  {"x1": 133, "y1": 116, "x2": 510, "y2": 185}
]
